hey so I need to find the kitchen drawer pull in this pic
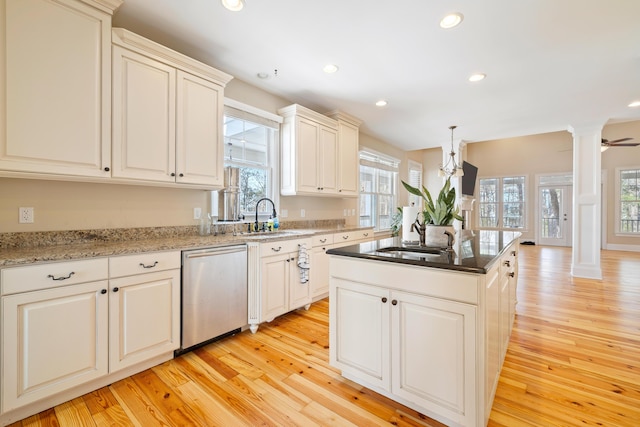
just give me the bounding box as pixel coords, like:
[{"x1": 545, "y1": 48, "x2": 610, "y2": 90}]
[
  {"x1": 47, "y1": 272, "x2": 75, "y2": 281},
  {"x1": 363, "y1": 233, "x2": 369, "y2": 237},
  {"x1": 509, "y1": 272, "x2": 515, "y2": 278},
  {"x1": 342, "y1": 236, "x2": 349, "y2": 240},
  {"x1": 320, "y1": 238, "x2": 327, "y2": 243},
  {"x1": 271, "y1": 246, "x2": 282, "y2": 252},
  {"x1": 512, "y1": 250, "x2": 517, "y2": 256},
  {"x1": 503, "y1": 260, "x2": 511, "y2": 267},
  {"x1": 140, "y1": 261, "x2": 159, "y2": 269}
]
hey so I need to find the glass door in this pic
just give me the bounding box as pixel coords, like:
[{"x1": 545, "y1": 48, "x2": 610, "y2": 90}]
[{"x1": 538, "y1": 185, "x2": 572, "y2": 246}]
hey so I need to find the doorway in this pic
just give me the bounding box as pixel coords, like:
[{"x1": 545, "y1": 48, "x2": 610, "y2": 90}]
[{"x1": 538, "y1": 184, "x2": 572, "y2": 246}]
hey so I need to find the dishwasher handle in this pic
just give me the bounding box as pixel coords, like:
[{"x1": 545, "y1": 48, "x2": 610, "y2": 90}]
[{"x1": 183, "y1": 246, "x2": 246, "y2": 259}]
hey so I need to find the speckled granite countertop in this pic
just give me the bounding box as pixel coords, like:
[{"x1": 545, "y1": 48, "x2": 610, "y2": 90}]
[{"x1": 0, "y1": 221, "x2": 374, "y2": 267}]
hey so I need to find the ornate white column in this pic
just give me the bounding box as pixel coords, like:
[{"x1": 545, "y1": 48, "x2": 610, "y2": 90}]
[{"x1": 568, "y1": 123, "x2": 604, "y2": 279}]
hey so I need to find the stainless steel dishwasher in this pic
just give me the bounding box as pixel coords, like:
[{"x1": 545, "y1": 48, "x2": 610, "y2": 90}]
[{"x1": 177, "y1": 244, "x2": 247, "y2": 355}]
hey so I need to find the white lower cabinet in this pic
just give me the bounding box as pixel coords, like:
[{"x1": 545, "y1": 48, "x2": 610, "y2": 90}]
[
  {"x1": 0, "y1": 251, "x2": 180, "y2": 419},
  {"x1": 1, "y1": 279, "x2": 109, "y2": 411},
  {"x1": 332, "y1": 278, "x2": 476, "y2": 426}
]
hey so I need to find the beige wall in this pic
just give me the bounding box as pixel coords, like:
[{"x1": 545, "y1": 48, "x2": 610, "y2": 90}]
[{"x1": 459, "y1": 121, "x2": 640, "y2": 247}]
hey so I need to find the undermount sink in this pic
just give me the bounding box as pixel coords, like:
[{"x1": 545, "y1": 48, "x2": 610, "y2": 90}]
[{"x1": 375, "y1": 246, "x2": 447, "y2": 257}]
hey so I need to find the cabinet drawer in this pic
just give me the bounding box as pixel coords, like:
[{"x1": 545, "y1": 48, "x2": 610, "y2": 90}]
[
  {"x1": 312, "y1": 234, "x2": 334, "y2": 247},
  {"x1": 109, "y1": 251, "x2": 181, "y2": 278},
  {"x1": 334, "y1": 229, "x2": 374, "y2": 246},
  {"x1": 1, "y1": 258, "x2": 109, "y2": 295},
  {"x1": 260, "y1": 238, "x2": 312, "y2": 257}
]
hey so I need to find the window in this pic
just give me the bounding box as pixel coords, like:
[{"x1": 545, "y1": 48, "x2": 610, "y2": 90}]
[
  {"x1": 478, "y1": 176, "x2": 526, "y2": 229},
  {"x1": 407, "y1": 160, "x2": 423, "y2": 208},
  {"x1": 618, "y1": 168, "x2": 640, "y2": 234},
  {"x1": 213, "y1": 101, "x2": 281, "y2": 220},
  {"x1": 359, "y1": 151, "x2": 399, "y2": 231}
]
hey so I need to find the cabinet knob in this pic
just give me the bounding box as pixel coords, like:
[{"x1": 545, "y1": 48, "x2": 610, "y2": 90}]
[
  {"x1": 391, "y1": 299, "x2": 398, "y2": 306},
  {"x1": 511, "y1": 251, "x2": 517, "y2": 256},
  {"x1": 100, "y1": 289, "x2": 107, "y2": 295},
  {"x1": 179, "y1": 173, "x2": 184, "y2": 177},
  {"x1": 104, "y1": 167, "x2": 110, "y2": 172},
  {"x1": 339, "y1": 189, "x2": 342, "y2": 192},
  {"x1": 509, "y1": 272, "x2": 515, "y2": 278},
  {"x1": 112, "y1": 287, "x2": 119, "y2": 292},
  {"x1": 382, "y1": 297, "x2": 388, "y2": 303},
  {"x1": 170, "y1": 172, "x2": 176, "y2": 177}
]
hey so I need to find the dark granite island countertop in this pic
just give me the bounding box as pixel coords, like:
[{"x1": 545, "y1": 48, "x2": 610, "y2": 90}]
[{"x1": 327, "y1": 229, "x2": 521, "y2": 274}]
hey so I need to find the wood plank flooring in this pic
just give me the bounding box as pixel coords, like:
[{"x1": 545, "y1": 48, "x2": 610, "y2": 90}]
[{"x1": 9, "y1": 245, "x2": 640, "y2": 427}]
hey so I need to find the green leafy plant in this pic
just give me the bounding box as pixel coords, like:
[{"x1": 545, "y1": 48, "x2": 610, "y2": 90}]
[
  {"x1": 390, "y1": 207, "x2": 403, "y2": 236},
  {"x1": 401, "y1": 178, "x2": 463, "y2": 226}
]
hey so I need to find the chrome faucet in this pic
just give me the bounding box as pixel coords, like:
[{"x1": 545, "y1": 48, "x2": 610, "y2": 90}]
[{"x1": 254, "y1": 197, "x2": 277, "y2": 232}]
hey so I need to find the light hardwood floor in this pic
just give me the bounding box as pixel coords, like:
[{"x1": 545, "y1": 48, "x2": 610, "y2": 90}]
[{"x1": 9, "y1": 245, "x2": 640, "y2": 426}]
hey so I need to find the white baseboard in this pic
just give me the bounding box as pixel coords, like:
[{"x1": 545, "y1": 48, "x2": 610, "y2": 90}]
[{"x1": 604, "y1": 243, "x2": 640, "y2": 252}]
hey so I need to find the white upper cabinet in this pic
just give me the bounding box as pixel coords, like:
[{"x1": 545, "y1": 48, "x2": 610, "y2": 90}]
[
  {"x1": 279, "y1": 104, "x2": 340, "y2": 196},
  {"x1": 0, "y1": 0, "x2": 121, "y2": 178},
  {"x1": 112, "y1": 29, "x2": 231, "y2": 189},
  {"x1": 327, "y1": 111, "x2": 362, "y2": 197}
]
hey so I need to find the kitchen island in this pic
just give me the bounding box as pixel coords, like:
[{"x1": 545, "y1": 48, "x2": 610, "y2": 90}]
[{"x1": 327, "y1": 230, "x2": 520, "y2": 427}]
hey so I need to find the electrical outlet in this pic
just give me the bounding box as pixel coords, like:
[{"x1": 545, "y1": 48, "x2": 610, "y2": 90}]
[
  {"x1": 193, "y1": 207, "x2": 202, "y2": 220},
  {"x1": 19, "y1": 207, "x2": 34, "y2": 224},
  {"x1": 300, "y1": 209, "x2": 305, "y2": 218}
]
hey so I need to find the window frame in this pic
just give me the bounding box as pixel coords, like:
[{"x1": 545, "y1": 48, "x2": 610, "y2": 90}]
[
  {"x1": 615, "y1": 166, "x2": 640, "y2": 236},
  {"x1": 359, "y1": 149, "x2": 400, "y2": 232},
  {"x1": 477, "y1": 175, "x2": 528, "y2": 231},
  {"x1": 407, "y1": 160, "x2": 423, "y2": 208},
  {"x1": 212, "y1": 99, "x2": 282, "y2": 221}
]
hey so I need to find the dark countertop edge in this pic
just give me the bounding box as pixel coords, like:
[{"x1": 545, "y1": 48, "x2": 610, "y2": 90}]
[
  {"x1": 0, "y1": 226, "x2": 374, "y2": 268},
  {"x1": 326, "y1": 250, "x2": 488, "y2": 274},
  {"x1": 327, "y1": 231, "x2": 521, "y2": 275}
]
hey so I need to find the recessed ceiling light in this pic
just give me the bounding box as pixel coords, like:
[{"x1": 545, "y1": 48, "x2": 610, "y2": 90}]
[
  {"x1": 323, "y1": 64, "x2": 339, "y2": 74},
  {"x1": 221, "y1": 0, "x2": 244, "y2": 11},
  {"x1": 375, "y1": 100, "x2": 388, "y2": 107},
  {"x1": 629, "y1": 100, "x2": 640, "y2": 107},
  {"x1": 468, "y1": 73, "x2": 486, "y2": 82},
  {"x1": 440, "y1": 12, "x2": 464, "y2": 29}
]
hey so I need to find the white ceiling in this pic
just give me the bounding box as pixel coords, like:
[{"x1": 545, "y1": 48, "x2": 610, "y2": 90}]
[{"x1": 112, "y1": 0, "x2": 640, "y2": 151}]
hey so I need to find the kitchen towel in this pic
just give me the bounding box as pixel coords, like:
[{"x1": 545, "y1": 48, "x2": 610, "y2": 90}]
[
  {"x1": 402, "y1": 206, "x2": 420, "y2": 243},
  {"x1": 297, "y1": 243, "x2": 310, "y2": 284}
]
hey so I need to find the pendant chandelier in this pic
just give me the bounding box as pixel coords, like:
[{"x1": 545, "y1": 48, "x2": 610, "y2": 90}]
[{"x1": 438, "y1": 125, "x2": 464, "y2": 177}]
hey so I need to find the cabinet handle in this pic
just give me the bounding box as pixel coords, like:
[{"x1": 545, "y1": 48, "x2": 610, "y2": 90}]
[
  {"x1": 391, "y1": 299, "x2": 398, "y2": 306},
  {"x1": 139, "y1": 261, "x2": 158, "y2": 269},
  {"x1": 509, "y1": 272, "x2": 515, "y2": 278},
  {"x1": 271, "y1": 246, "x2": 282, "y2": 252},
  {"x1": 382, "y1": 297, "x2": 388, "y2": 303},
  {"x1": 47, "y1": 272, "x2": 75, "y2": 281},
  {"x1": 100, "y1": 289, "x2": 107, "y2": 294},
  {"x1": 320, "y1": 238, "x2": 327, "y2": 243},
  {"x1": 363, "y1": 233, "x2": 369, "y2": 237},
  {"x1": 112, "y1": 287, "x2": 119, "y2": 292},
  {"x1": 342, "y1": 236, "x2": 349, "y2": 240},
  {"x1": 104, "y1": 167, "x2": 110, "y2": 172},
  {"x1": 503, "y1": 260, "x2": 511, "y2": 267},
  {"x1": 511, "y1": 251, "x2": 517, "y2": 256}
]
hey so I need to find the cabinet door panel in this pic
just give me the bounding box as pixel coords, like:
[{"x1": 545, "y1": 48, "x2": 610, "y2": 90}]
[
  {"x1": 176, "y1": 71, "x2": 223, "y2": 186},
  {"x1": 319, "y1": 126, "x2": 338, "y2": 192},
  {"x1": 289, "y1": 255, "x2": 311, "y2": 309},
  {"x1": 391, "y1": 292, "x2": 476, "y2": 423},
  {"x1": 331, "y1": 279, "x2": 390, "y2": 390},
  {"x1": 2, "y1": 281, "x2": 109, "y2": 411},
  {"x1": 338, "y1": 122, "x2": 359, "y2": 196},
  {"x1": 112, "y1": 47, "x2": 176, "y2": 182},
  {"x1": 261, "y1": 254, "x2": 289, "y2": 320},
  {"x1": 310, "y1": 245, "x2": 330, "y2": 298},
  {"x1": 2, "y1": 0, "x2": 111, "y2": 177},
  {"x1": 109, "y1": 269, "x2": 180, "y2": 372},
  {"x1": 296, "y1": 118, "x2": 319, "y2": 192}
]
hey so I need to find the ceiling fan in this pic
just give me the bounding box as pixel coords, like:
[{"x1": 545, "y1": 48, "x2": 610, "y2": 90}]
[{"x1": 601, "y1": 137, "x2": 638, "y2": 151}]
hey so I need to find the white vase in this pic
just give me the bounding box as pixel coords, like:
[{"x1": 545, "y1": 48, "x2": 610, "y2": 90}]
[{"x1": 425, "y1": 225, "x2": 455, "y2": 247}]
